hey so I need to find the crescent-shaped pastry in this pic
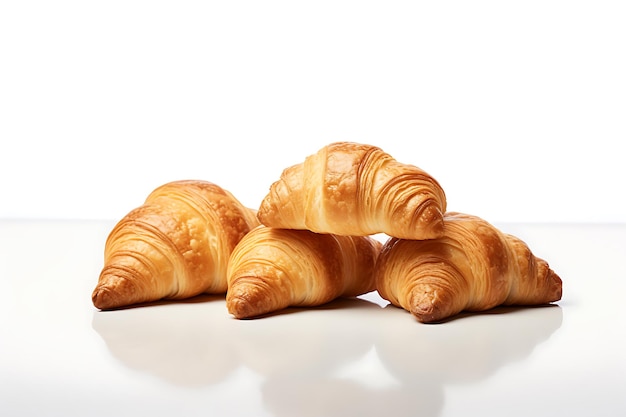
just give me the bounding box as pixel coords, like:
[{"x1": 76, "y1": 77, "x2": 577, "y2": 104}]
[
  {"x1": 374, "y1": 212, "x2": 562, "y2": 322},
  {"x1": 92, "y1": 180, "x2": 259, "y2": 309},
  {"x1": 226, "y1": 226, "x2": 381, "y2": 319},
  {"x1": 257, "y1": 141, "x2": 447, "y2": 240}
]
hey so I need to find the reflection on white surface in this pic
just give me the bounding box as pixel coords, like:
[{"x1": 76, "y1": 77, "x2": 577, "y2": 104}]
[
  {"x1": 376, "y1": 304, "x2": 563, "y2": 384},
  {"x1": 92, "y1": 293, "x2": 561, "y2": 417},
  {"x1": 2, "y1": 220, "x2": 626, "y2": 417},
  {"x1": 91, "y1": 296, "x2": 237, "y2": 386},
  {"x1": 91, "y1": 297, "x2": 380, "y2": 385}
]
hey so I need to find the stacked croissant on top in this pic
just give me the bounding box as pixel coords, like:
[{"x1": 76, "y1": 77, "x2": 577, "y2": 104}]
[{"x1": 92, "y1": 142, "x2": 562, "y2": 322}]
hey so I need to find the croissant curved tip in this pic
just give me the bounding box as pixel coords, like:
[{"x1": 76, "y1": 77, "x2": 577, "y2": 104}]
[
  {"x1": 415, "y1": 205, "x2": 446, "y2": 239},
  {"x1": 536, "y1": 259, "x2": 563, "y2": 303},
  {"x1": 226, "y1": 284, "x2": 269, "y2": 319},
  {"x1": 226, "y1": 295, "x2": 269, "y2": 319},
  {"x1": 226, "y1": 297, "x2": 254, "y2": 319},
  {"x1": 548, "y1": 269, "x2": 563, "y2": 302},
  {"x1": 92, "y1": 286, "x2": 119, "y2": 310},
  {"x1": 407, "y1": 285, "x2": 458, "y2": 323},
  {"x1": 426, "y1": 217, "x2": 445, "y2": 239},
  {"x1": 409, "y1": 298, "x2": 446, "y2": 323},
  {"x1": 91, "y1": 273, "x2": 149, "y2": 310},
  {"x1": 391, "y1": 204, "x2": 445, "y2": 240}
]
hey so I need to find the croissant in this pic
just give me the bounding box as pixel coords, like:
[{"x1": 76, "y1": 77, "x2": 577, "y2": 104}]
[
  {"x1": 257, "y1": 141, "x2": 447, "y2": 240},
  {"x1": 226, "y1": 226, "x2": 382, "y2": 319},
  {"x1": 374, "y1": 212, "x2": 562, "y2": 323},
  {"x1": 92, "y1": 180, "x2": 260, "y2": 310}
]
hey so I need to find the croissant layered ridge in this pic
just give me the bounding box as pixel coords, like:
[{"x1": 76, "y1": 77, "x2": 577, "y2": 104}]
[
  {"x1": 92, "y1": 180, "x2": 260, "y2": 310},
  {"x1": 226, "y1": 226, "x2": 382, "y2": 319},
  {"x1": 374, "y1": 212, "x2": 562, "y2": 323},
  {"x1": 257, "y1": 142, "x2": 447, "y2": 240}
]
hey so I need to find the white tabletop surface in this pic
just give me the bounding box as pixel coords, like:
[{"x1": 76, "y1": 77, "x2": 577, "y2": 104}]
[{"x1": 1, "y1": 219, "x2": 625, "y2": 417}]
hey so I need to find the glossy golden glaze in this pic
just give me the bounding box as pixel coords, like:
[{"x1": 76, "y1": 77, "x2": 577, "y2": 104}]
[
  {"x1": 375, "y1": 212, "x2": 562, "y2": 323},
  {"x1": 257, "y1": 142, "x2": 447, "y2": 240},
  {"x1": 92, "y1": 180, "x2": 259, "y2": 310}
]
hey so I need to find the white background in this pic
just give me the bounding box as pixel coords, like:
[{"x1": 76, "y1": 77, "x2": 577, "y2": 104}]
[{"x1": 1, "y1": 0, "x2": 624, "y2": 223}]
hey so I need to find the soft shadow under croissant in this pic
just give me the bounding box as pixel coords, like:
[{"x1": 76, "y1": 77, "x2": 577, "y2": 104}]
[
  {"x1": 92, "y1": 180, "x2": 259, "y2": 310},
  {"x1": 374, "y1": 212, "x2": 562, "y2": 323}
]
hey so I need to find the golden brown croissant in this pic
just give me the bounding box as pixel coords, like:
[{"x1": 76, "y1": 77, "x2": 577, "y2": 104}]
[
  {"x1": 257, "y1": 141, "x2": 447, "y2": 240},
  {"x1": 226, "y1": 226, "x2": 382, "y2": 319},
  {"x1": 374, "y1": 212, "x2": 562, "y2": 323},
  {"x1": 92, "y1": 180, "x2": 259, "y2": 310}
]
